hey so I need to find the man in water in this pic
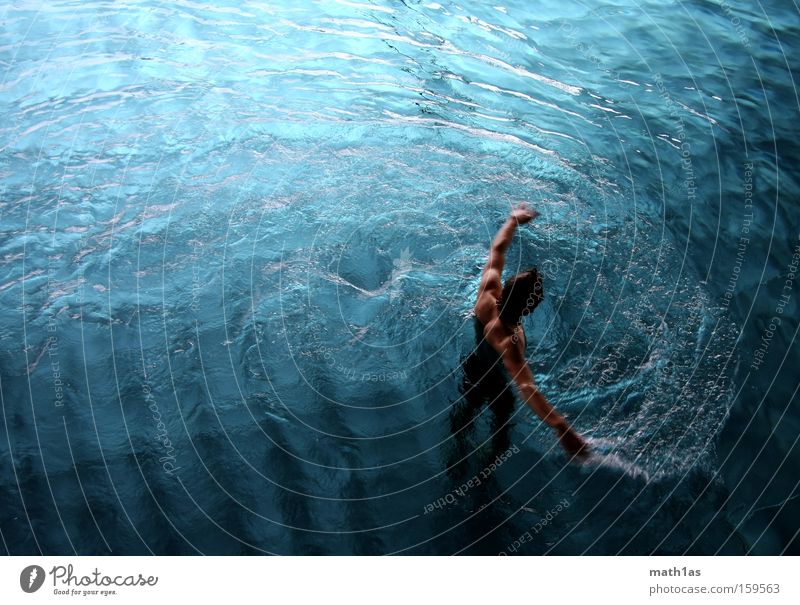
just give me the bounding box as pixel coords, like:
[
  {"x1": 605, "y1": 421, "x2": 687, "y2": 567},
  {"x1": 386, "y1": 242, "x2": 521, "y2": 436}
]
[{"x1": 462, "y1": 202, "x2": 589, "y2": 459}]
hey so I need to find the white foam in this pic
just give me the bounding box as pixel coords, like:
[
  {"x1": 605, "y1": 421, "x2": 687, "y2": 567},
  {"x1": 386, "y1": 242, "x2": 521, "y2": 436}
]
[{"x1": 579, "y1": 437, "x2": 651, "y2": 482}]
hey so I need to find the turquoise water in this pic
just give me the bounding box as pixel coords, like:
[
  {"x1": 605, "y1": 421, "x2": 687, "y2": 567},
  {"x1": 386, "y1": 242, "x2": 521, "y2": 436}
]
[{"x1": 1, "y1": 0, "x2": 798, "y2": 554}]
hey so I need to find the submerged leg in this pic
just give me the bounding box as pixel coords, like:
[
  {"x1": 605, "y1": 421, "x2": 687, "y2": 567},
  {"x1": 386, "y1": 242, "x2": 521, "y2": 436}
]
[
  {"x1": 488, "y1": 382, "x2": 515, "y2": 453},
  {"x1": 447, "y1": 354, "x2": 488, "y2": 478}
]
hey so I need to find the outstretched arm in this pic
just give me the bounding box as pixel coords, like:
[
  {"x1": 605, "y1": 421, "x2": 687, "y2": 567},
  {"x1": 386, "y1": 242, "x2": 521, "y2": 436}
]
[{"x1": 500, "y1": 338, "x2": 589, "y2": 459}]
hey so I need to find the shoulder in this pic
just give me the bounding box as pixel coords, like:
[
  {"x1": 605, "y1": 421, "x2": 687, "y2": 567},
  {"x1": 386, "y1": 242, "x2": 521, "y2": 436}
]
[
  {"x1": 474, "y1": 293, "x2": 498, "y2": 326},
  {"x1": 482, "y1": 317, "x2": 513, "y2": 349}
]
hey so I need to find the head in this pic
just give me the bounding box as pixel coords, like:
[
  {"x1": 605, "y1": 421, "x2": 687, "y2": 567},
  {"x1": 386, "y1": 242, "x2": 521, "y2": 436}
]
[{"x1": 497, "y1": 268, "x2": 544, "y2": 326}]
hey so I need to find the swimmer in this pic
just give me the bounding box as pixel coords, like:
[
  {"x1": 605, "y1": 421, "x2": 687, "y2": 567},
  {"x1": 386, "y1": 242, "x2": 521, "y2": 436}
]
[{"x1": 471, "y1": 202, "x2": 589, "y2": 459}]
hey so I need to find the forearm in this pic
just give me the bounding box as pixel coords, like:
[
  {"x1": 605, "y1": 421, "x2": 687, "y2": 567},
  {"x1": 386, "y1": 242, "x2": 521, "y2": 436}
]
[
  {"x1": 491, "y1": 217, "x2": 518, "y2": 254},
  {"x1": 516, "y1": 374, "x2": 589, "y2": 458},
  {"x1": 518, "y1": 383, "x2": 567, "y2": 430}
]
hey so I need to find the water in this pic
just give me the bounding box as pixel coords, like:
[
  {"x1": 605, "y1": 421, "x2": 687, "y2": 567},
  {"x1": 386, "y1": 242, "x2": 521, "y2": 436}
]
[{"x1": 1, "y1": 0, "x2": 798, "y2": 555}]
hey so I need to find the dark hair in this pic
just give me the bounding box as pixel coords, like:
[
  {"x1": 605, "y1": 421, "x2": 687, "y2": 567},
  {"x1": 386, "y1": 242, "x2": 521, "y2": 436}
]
[{"x1": 497, "y1": 268, "x2": 543, "y2": 325}]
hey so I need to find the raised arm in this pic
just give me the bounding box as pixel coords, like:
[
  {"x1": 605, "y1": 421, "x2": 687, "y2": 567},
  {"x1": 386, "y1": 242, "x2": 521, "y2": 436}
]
[{"x1": 476, "y1": 204, "x2": 539, "y2": 316}]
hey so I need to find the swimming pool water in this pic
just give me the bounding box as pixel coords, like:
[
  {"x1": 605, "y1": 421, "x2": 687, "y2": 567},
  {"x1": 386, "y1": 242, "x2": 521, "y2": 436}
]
[{"x1": 1, "y1": 0, "x2": 798, "y2": 554}]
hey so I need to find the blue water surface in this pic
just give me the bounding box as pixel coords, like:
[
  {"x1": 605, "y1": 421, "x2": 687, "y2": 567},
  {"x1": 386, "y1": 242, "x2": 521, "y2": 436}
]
[{"x1": 1, "y1": 0, "x2": 798, "y2": 554}]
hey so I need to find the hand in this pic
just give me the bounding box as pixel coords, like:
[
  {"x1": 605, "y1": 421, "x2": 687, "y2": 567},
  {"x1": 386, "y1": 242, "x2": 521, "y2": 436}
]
[
  {"x1": 554, "y1": 422, "x2": 590, "y2": 460},
  {"x1": 510, "y1": 203, "x2": 540, "y2": 225}
]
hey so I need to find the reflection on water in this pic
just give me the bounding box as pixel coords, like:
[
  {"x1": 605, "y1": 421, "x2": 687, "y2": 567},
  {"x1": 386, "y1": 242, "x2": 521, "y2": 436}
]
[{"x1": 1, "y1": 0, "x2": 798, "y2": 554}]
